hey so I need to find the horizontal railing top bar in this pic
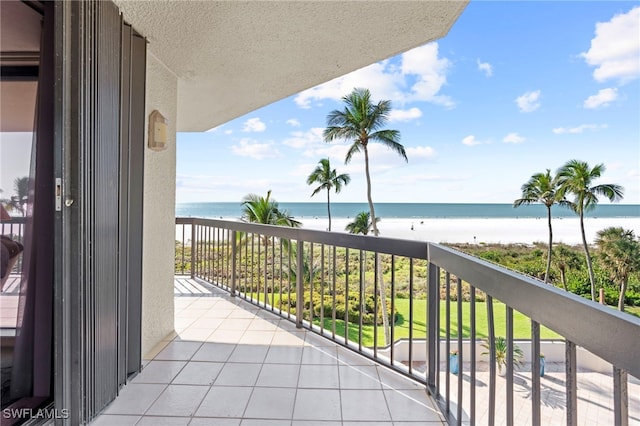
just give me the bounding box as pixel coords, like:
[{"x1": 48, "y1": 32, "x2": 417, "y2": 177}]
[
  {"x1": 176, "y1": 217, "x2": 428, "y2": 259},
  {"x1": 0, "y1": 217, "x2": 28, "y2": 224},
  {"x1": 428, "y1": 243, "x2": 640, "y2": 379}
]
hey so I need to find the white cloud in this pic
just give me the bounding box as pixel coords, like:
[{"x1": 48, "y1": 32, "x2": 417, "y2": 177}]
[
  {"x1": 552, "y1": 124, "x2": 608, "y2": 134},
  {"x1": 462, "y1": 135, "x2": 482, "y2": 146},
  {"x1": 477, "y1": 59, "x2": 493, "y2": 77},
  {"x1": 581, "y1": 6, "x2": 640, "y2": 84},
  {"x1": 406, "y1": 146, "x2": 436, "y2": 159},
  {"x1": 515, "y1": 90, "x2": 541, "y2": 112},
  {"x1": 388, "y1": 108, "x2": 423, "y2": 122},
  {"x1": 294, "y1": 42, "x2": 454, "y2": 109},
  {"x1": 286, "y1": 119, "x2": 301, "y2": 127},
  {"x1": 231, "y1": 138, "x2": 279, "y2": 159},
  {"x1": 401, "y1": 44, "x2": 454, "y2": 107},
  {"x1": 242, "y1": 117, "x2": 266, "y2": 132},
  {"x1": 583, "y1": 87, "x2": 618, "y2": 109},
  {"x1": 282, "y1": 127, "x2": 324, "y2": 149},
  {"x1": 503, "y1": 133, "x2": 525, "y2": 144},
  {"x1": 224, "y1": 129, "x2": 233, "y2": 135}
]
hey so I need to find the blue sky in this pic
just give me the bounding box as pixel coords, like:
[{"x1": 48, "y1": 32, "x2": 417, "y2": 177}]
[{"x1": 176, "y1": 1, "x2": 640, "y2": 205}]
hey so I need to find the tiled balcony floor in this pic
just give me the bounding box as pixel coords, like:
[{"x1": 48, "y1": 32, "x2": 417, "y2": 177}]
[{"x1": 92, "y1": 278, "x2": 445, "y2": 425}]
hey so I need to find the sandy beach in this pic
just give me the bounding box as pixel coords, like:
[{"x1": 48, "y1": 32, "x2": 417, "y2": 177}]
[
  {"x1": 179, "y1": 216, "x2": 640, "y2": 246},
  {"x1": 297, "y1": 217, "x2": 640, "y2": 245}
]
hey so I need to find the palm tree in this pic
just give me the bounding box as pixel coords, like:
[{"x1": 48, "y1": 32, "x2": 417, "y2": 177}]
[
  {"x1": 323, "y1": 87, "x2": 406, "y2": 237},
  {"x1": 514, "y1": 169, "x2": 568, "y2": 283},
  {"x1": 3, "y1": 177, "x2": 30, "y2": 216},
  {"x1": 345, "y1": 211, "x2": 379, "y2": 235},
  {"x1": 557, "y1": 160, "x2": 624, "y2": 301},
  {"x1": 553, "y1": 244, "x2": 582, "y2": 291},
  {"x1": 307, "y1": 158, "x2": 350, "y2": 231},
  {"x1": 595, "y1": 227, "x2": 640, "y2": 312},
  {"x1": 241, "y1": 190, "x2": 301, "y2": 244}
]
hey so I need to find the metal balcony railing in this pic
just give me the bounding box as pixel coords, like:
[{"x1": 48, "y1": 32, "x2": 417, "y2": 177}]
[
  {"x1": 175, "y1": 217, "x2": 640, "y2": 426},
  {"x1": 1, "y1": 217, "x2": 26, "y2": 281}
]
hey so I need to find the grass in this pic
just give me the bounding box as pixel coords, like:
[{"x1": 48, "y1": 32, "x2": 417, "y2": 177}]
[{"x1": 242, "y1": 289, "x2": 561, "y2": 347}]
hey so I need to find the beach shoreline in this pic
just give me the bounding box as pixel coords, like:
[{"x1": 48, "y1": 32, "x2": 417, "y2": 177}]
[
  {"x1": 299, "y1": 217, "x2": 639, "y2": 245},
  {"x1": 177, "y1": 217, "x2": 639, "y2": 246}
]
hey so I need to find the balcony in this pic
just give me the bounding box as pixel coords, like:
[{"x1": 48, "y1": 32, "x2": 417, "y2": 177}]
[{"x1": 91, "y1": 217, "x2": 640, "y2": 425}]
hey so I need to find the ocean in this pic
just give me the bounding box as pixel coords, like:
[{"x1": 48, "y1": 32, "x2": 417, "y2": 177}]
[{"x1": 176, "y1": 202, "x2": 640, "y2": 220}]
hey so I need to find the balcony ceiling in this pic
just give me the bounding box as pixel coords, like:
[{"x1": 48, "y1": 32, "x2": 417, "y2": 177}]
[{"x1": 113, "y1": 1, "x2": 468, "y2": 132}]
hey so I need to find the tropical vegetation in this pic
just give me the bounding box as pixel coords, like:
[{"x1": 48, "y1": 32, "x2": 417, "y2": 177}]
[
  {"x1": 323, "y1": 88, "x2": 408, "y2": 346},
  {"x1": 557, "y1": 160, "x2": 624, "y2": 301},
  {"x1": 306, "y1": 158, "x2": 350, "y2": 231},
  {"x1": 345, "y1": 211, "x2": 379, "y2": 236},
  {"x1": 595, "y1": 227, "x2": 640, "y2": 312},
  {"x1": 323, "y1": 87, "x2": 406, "y2": 237},
  {"x1": 514, "y1": 169, "x2": 567, "y2": 283}
]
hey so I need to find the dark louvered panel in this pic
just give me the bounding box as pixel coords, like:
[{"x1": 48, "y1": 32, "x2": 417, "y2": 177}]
[{"x1": 78, "y1": 0, "x2": 122, "y2": 419}]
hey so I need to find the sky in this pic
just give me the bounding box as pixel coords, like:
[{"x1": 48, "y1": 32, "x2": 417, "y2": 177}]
[{"x1": 176, "y1": 1, "x2": 640, "y2": 205}]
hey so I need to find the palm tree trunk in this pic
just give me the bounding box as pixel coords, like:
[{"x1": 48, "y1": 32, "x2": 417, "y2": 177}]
[
  {"x1": 545, "y1": 206, "x2": 553, "y2": 284},
  {"x1": 560, "y1": 269, "x2": 567, "y2": 291},
  {"x1": 362, "y1": 145, "x2": 389, "y2": 343},
  {"x1": 363, "y1": 145, "x2": 378, "y2": 237},
  {"x1": 579, "y1": 211, "x2": 596, "y2": 301},
  {"x1": 376, "y1": 253, "x2": 390, "y2": 345},
  {"x1": 326, "y1": 188, "x2": 332, "y2": 231},
  {"x1": 618, "y1": 277, "x2": 628, "y2": 312}
]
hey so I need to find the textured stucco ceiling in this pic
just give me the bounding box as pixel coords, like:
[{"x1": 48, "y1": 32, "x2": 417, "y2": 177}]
[{"x1": 113, "y1": 1, "x2": 468, "y2": 132}]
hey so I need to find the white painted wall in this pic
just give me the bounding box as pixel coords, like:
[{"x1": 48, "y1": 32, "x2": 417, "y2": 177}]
[{"x1": 141, "y1": 53, "x2": 177, "y2": 357}]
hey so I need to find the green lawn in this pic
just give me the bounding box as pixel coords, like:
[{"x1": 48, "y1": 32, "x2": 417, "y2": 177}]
[{"x1": 243, "y1": 290, "x2": 562, "y2": 347}]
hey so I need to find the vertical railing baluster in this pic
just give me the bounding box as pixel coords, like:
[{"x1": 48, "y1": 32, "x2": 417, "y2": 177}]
[
  {"x1": 320, "y1": 244, "x2": 325, "y2": 334},
  {"x1": 456, "y1": 277, "x2": 463, "y2": 425},
  {"x1": 288, "y1": 240, "x2": 292, "y2": 318},
  {"x1": 427, "y1": 260, "x2": 439, "y2": 393},
  {"x1": 271, "y1": 236, "x2": 275, "y2": 311},
  {"x1": 566, "y1": 340, "x2": 577, "y2": 426},
  {"x1": 279, "y1": 238, "x2": 283, "y2": 312},
  {"x1": 532, "y1": 320, "x2": 541, "y2": 426},
  {"x1": 230, "y1": 230, "x2": 237, "y2": 297},
  {"x1": 263, "y1": 236, "x2": 268, "y2": 308},
  {"x1": 296, "y1": 239, "x2": 304, "y2": 329},
  {"x1": 470, "y1": 285, "x2": 476, "y2": 425},
  {"x1": 190, "y1": 223, "x2": 195, "y2": 279},
  {"x1": 358, "y1": 250, "x2": 364, "y2": 351},
  {"x1": 409, "y1": 258, "x2": 414, "y2": 375},
  {"x1": 251, "y1": 235, "x2": 255, "y2": 302},
  {"x1": 486, "y1": 295, "x2": 496, "y2": 426},
  {"x1": 332, "y1": 246, "x2": 337, "y2": 339},
  {"x1": 445, "y1": 272, "x2": 451, "y2": 414},
  {"x1": 181, "y1": 224, "x2": 185, "y2": 275},
  {"x1": 506, "y1": 306, "x2": 514, "y2": 426},
  {"x1": 345, "y1": 248, "x2": 350, "y2": 345},
  {"x1": 244, "y1": 233, "x2": 249, "y2": 299},
  {"x1": 309, "y1": 243, "x2": 314, "y2": 327}
]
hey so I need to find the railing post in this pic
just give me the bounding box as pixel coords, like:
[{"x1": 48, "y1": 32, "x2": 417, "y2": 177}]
[
  {"x1": 296, "y1": 240, "x2": 304, "y2": 329},
  {"x1": 487, "y1": 295, "x2": 496, "y2": 426},
  {"x1": 427, "y1": 260, "x2": 439, "y2": 392},
  {"x1": 190, "y1": 222, "x2": 196, "y2": 279},
  {"x1": 531, "y1": 320, "x2": 541, "y2": 426},
  {"x1": 613, "y1": 367, "x2": 628, "y2": 426},
  {"x1": 230, "y1": 230, "x2": 237, "y2": 297},
  {"x1": 566, "y1": 340, "x2": 577, "y2": 426}
]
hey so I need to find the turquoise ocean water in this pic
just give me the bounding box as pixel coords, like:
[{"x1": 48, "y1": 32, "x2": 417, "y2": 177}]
[{"x1": 176, "y1": 202, "x2": 640, "y2": 220}]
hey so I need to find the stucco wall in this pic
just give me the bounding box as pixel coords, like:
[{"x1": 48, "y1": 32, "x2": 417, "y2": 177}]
[{"x1": 141, "y1": 53, "x2": 177, "y2": 357}]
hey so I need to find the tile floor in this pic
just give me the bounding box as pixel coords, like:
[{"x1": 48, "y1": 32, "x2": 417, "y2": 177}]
[{"x1": 91, "y1": 281, "x2": 445, "y2": 425}]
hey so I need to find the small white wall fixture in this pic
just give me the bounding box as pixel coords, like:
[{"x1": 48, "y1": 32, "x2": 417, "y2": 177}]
[{"x1": 148, "y1": 109, "x2": 168, "y2": 151}]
